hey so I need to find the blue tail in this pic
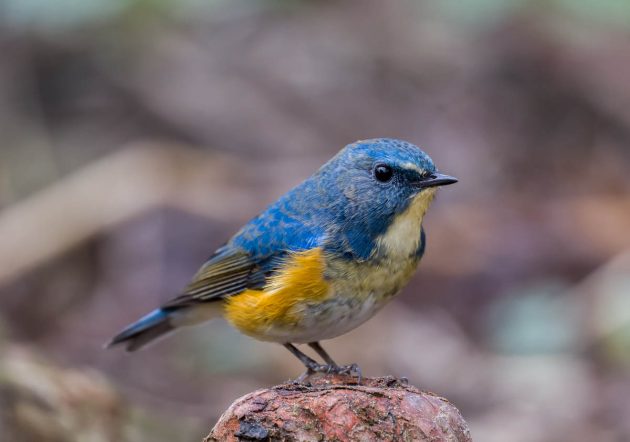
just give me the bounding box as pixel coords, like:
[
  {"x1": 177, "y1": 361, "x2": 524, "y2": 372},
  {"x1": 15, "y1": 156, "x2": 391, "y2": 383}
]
[{"x1": 106, "y1": 308, "x2": 175, "y2": 352}]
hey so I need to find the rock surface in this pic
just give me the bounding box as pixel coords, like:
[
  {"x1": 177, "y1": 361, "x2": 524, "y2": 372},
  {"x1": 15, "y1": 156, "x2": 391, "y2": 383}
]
[{"x1": 205, "y1": 375, "x2": 471, "y2": 442}]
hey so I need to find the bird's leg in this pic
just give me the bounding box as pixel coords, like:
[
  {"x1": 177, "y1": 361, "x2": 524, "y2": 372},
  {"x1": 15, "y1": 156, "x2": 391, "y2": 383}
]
[
  {"x1": 307, "y1": 341, "x2": 337, "y2": 366},
  {"x1": 283, "y1": 343, "x2": 327, "y2": 382},
  {"x1": 308, "y1": 341, "x2": 362, "y2": 381},
  {"x1": 283, "y1": 343, "x2": 362, "y2": 383}
]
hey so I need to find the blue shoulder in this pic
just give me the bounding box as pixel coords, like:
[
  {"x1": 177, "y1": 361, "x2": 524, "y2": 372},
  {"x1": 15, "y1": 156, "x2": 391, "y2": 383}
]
[{"x1": 228, "y1": 179, "x2": 327, "y2": 259}]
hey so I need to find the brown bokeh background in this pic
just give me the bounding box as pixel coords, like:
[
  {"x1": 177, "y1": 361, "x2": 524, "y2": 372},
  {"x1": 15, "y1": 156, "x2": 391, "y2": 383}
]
[{"x1": 1, "y1": 1, "x2": 630, "y2": 440}]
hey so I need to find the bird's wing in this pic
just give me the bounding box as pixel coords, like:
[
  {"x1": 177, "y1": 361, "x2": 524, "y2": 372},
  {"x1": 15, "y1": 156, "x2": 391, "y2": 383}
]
[
  {"x1": 161, "y1": 247, "x2": 273, "y2": 308},
  {"x1": 163, "y1": 186, "x2": 327, "y2": 309}
]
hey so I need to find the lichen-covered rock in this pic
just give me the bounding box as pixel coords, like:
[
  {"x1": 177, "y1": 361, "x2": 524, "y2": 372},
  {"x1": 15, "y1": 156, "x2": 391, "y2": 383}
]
[{"x1": 205, "y1": 375, "x2": 471, "y2": 442}]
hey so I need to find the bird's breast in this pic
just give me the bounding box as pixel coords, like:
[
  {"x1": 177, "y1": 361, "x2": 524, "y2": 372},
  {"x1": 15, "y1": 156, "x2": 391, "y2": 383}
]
[
  {"x1": 223, "y1": 194, "x2": 431, "y2": 343},
  {"x1": 326, "y1": 252, "x2": 420, "y2": 305}
]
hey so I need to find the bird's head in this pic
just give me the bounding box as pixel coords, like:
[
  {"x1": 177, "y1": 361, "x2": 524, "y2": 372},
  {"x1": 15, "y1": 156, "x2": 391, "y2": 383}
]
[
  {"x1": 324, "y1": 138, "x2": 457, "y2": 214},
  {"x1": 319, "y1": 138, "x2": 457, "y2": 259}
]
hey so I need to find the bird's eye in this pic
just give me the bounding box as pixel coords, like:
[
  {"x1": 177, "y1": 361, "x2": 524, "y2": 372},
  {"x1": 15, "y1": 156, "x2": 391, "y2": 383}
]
[
  {"x1": 421, "y1": 170, "x2": 431, "y2": 179},
  {"x1": 374, "y1": 164, "x2": 394, "y2": 182}
]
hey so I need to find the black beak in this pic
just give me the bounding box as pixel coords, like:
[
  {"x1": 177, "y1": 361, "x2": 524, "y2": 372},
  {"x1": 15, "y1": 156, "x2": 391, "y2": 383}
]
[{"x1": 415, "y1": 172, "x2": 458, "y2": 189}]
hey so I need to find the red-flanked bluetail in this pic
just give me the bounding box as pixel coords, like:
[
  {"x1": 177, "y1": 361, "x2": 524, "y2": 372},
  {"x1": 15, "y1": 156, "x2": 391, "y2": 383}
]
[{"x1": 107, "y1": 138, "x2": 457, "y2": 381}]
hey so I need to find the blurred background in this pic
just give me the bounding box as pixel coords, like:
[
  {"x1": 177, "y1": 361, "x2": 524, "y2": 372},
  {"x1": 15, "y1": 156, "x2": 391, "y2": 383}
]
[{"x1": 1, "y1": 0, "x2": 630, "y2": 440}]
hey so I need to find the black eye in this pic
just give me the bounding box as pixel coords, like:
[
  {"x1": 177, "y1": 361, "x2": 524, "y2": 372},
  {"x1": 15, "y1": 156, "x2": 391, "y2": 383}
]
[
  {"x1": 421, "y1": 170, "x2": 432, "y2": 179},
  {"x1": 374, "y1": 164, "x2": 393, "y2": 182}
]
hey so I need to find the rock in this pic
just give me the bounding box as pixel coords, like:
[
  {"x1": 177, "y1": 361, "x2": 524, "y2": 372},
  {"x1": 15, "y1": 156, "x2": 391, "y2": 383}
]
[{"x1": 205, "y1": 375, "x2": 471, "y2": 442}]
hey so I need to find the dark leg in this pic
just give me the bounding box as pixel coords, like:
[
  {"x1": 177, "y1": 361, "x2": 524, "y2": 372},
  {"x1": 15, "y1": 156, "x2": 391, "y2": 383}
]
[
  {"x1": 283, "y1": 343, "x2": 327, "y2": 382},
  {"x1": 283, "y1": 343, "x2": 361, "y2": 383},
  {"x1": 284, "y1": 343, "x2": 321, "y2": 371},
  {"x1": 308, "y1": 341, "x2": 362, "y2": 381},
  {"x1": 308, "y1": 342, "x2": 338, "y2": 366}
]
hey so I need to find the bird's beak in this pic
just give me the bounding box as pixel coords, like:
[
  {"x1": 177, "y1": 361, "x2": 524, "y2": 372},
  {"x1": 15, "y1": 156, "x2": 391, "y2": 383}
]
[{"x1": 415, "y1": 172, "x2": 458, "y2": 189}]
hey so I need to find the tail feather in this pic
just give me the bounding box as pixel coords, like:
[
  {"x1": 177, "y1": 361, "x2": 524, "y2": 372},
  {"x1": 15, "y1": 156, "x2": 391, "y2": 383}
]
[{"x1": 106, "y1": 308, "x2": 175, "y2": 352}]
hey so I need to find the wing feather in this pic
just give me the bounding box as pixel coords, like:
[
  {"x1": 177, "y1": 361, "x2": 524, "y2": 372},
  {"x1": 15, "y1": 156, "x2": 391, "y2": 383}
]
[{"x1": 162, "y1": 248, "x2": 263, "y2": 308}]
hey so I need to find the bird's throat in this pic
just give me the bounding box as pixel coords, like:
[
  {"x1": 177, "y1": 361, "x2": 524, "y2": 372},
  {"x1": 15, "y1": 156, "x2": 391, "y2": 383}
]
[{"x1": 376, "y1": 188, "x2": 437, "y2": 258}]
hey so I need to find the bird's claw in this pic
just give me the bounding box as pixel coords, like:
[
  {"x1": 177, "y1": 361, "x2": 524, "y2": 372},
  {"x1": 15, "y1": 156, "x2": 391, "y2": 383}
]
[
  {"x1": 295, "y1": 362, "x2": 362, "y2": 384},
  {"x1": 335, "y1": 363, "x2": 362, "y2": 384}
]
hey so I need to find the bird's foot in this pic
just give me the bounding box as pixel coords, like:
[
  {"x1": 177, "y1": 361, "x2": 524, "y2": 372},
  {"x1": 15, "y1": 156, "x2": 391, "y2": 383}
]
[
  {"x1": 295, "y1": 362, "x2": 362, "y2": 384},
  {"x1": 326, "y1": 363, "x2": 361, "y2": 379}
]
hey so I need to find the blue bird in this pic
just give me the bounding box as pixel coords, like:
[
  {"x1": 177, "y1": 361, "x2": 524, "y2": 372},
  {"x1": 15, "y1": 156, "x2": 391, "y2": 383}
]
[{"x1": 107, "y1": 138, "x2": 457, "y2": 380}]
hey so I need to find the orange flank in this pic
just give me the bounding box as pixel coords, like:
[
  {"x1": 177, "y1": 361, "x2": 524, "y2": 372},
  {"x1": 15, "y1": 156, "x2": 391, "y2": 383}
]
[{"x1": 224, "y1": 248, "x2": 331, "y2": 338}]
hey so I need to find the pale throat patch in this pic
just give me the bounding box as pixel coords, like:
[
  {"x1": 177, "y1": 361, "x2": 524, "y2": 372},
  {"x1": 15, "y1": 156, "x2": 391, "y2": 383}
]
[{"x1": 376, "y1": 188, "x2": 437, "y2": 257}]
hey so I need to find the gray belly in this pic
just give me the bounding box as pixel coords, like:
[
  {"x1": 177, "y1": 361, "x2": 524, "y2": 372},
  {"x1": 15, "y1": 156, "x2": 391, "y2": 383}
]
[{"x1": 262, "y1": 256, "x2": 420, "y2": 343}]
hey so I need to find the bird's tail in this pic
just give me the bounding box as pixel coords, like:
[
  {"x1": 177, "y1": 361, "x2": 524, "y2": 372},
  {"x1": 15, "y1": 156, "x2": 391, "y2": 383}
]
[
  {"x1": 106, "y1": 308, "x2": 176, "y2": 351},
  {"x1": 106, "y1": 303, "x2": 223, "y2": 351}
]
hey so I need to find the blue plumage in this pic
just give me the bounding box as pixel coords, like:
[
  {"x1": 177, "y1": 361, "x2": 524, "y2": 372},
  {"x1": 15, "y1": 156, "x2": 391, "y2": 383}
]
[{"x1": 107, "y1": 308, "x2": 174, "y2": 351}]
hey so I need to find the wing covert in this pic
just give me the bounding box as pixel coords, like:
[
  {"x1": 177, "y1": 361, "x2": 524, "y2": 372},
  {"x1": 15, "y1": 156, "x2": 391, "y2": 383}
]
[{"x1": 162, "y1": 248, "x2": 265, "y2": 308}]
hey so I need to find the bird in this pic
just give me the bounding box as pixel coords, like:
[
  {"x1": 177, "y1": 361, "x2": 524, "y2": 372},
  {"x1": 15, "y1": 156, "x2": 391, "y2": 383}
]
[{"x1": 107, "y1": 138, "x2": 457, "y2": 380}]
